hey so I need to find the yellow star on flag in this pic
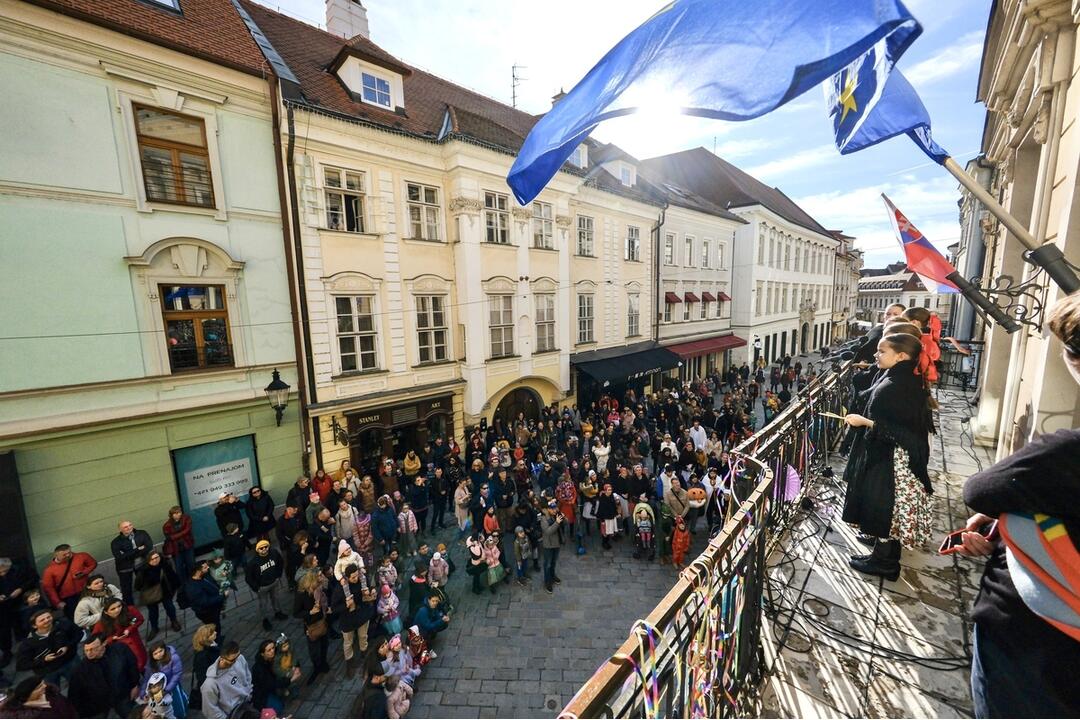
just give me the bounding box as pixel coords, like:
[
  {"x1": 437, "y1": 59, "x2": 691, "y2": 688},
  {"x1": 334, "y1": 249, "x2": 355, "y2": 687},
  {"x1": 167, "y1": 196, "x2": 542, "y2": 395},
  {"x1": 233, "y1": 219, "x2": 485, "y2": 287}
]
[{"x1": 838, "y1": 69, "x2": 859, "y2": 124}]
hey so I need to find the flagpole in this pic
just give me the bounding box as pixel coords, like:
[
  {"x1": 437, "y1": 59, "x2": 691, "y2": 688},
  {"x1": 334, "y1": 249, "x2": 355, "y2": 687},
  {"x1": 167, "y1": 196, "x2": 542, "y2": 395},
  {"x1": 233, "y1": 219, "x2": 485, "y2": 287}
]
[{"x1": 942, "y1": 156, "x2": 1080, "y2": 294}]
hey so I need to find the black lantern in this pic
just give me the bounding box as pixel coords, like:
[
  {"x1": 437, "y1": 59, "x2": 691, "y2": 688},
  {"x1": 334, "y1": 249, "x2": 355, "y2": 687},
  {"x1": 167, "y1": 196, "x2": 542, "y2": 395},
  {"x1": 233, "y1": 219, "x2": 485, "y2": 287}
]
[{"x1": 264, "y1": 369, "x2": 291, "y2": 426}]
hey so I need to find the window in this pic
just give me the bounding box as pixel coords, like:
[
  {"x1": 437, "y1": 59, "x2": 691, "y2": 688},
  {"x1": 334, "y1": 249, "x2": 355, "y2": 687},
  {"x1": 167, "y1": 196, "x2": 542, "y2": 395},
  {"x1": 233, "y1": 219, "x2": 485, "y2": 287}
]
[
  {"x1": 361, "y1": 72, "x2": 392, "y2": 107},
  {"x1": 625, "y1": 226, "x2": 640, "y2": 261},
  {"x1": 489, "y1": 295, "x2": 514, "y2": 357},
  {"x1": 415, "y1": 295, "x2": 448, "y2": 364},
  {"x1": 577, "y1": 216, "x2": 595, "y2": 256},
  {"x1": 134, "y1": 105, "x2": 214, "y2": 208},
  {"x1": 758, "y1": 232, "x2": 765, "y2": 264},
  {"x1": 664, "y1": 233, "x2": 675, "y2": 265},
  {"x1": 160, "y1": 285, "x2": 231, "y2": 371},
  {"x1": 570, "y1": 145, "x2": 588, "y2": 168},
  {"x1": 145, "y1": 0, "x2": 181, "y2": 9},
  {"x1": 719, "y1": 242, "x2": 727, "y2": 269},
  {"x1": 702, "y1": 239, "x2": 711, "y2": 268},
  {"x1": 683, "y1": 301, "x2": 692, "y2": 321},
  {"x1": 620, "y1": 165, "x2": 634, "y2": 186},
  {"x1": 535, "y1": 294, "x2": 556, "y2": 351},
  {"x1": 484, "y1": 192, "x2": 510, "y2": 244},
  {"x1": 577, "y1": 294, "x2": 594, "y2": 343},
  {"x1": 700, "y1": 300, "x2": 708, "y2": 319},
  {"x1": 794, "y1": 246, "x2": 801, "y2": 272},
  {"x1": 406, "y1": 183, "x2": 441, "y2": 240},
  {"x1": 324, "y1": 167, "x2": 366, "y2": 232},
  {"x1": 923, "y1": 297, "x2": 931, "y2": 308},
  {"x1": 627, "y1": 294, "x2": 640, "y2": 336},
  {"x1": 684, "y1": 236, "x2": 694, "y2": 266},
  {"x1": 532, "y1": 202, "x2": 554, "y2": 249},
  {"x1": 335, "y1": 295, "x2": 378, "y2": 372},
  {"x1": 761, "y1": 281, "x2": 768, "y2": 315},
  {"x1": 717, "y1": 294, "x2": 724, "y2": 318},
  {"x1": 664, "y1": 302, "x2": 673, "y2": 323}
]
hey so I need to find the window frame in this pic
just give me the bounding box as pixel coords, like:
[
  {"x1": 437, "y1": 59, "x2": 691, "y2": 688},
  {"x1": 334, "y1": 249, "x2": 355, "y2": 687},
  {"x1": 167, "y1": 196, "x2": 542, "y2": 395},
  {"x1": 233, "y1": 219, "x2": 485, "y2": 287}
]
[
  {"x1": 702, "y1": 238, "x2": 711, "y2": 269},
  {"x1": 484, "y1": 192, "x2": 510, "y2": 244},
  {"x1": 683, "y1": 301, "x2": 692, "y2": 322},
  {"x1": 577, "y1": 293, "x2": 595, "y2": 344},
  {"x1": 535, "y1": 293, "x2": 556, "y2": 352},
  {"x1": 625, "y1": 226, "x2": 641, "y2": 262},
  {"x1": 324, "y1": 166, "x2": 367, "y2": 233},
  {"x1": 684, "y1": 235, "x2": 694, "y2": 267},
  {"x1": 532, "y1": 201, "x2": 554, "y2": 249},
  {"x1": 664, "y1": 302, "x2": 673, "y2": 323},
  {"x1": 334, "y1": 294, "x2": 379, "y2": 374},
  {"x1": 405, "y1": 182, "x2": 442, "y2": 241},
  {"x1": 415, "y1": 294, "x2": 449, "y2": 365},
  {"x1": 159, "y1": 283, "x2": 232, "y2": 372},
  {"x1": 488, "y1": 294, "x2": 514, "y2": 358},
  {"x1": 627, "y1": 293, "x2": 640, "y2": 336},
  {"x1": 700, "y1": 299, "x2": 708, "y2": 319},
  {"x1": 361, "y1": 71, "x2": 392, "y2": 108},
  {"x1": 664, "y1": 232, "x2": 676, "y2": 265},
  {"x1": 133, "y1": 103, "x2": 215, "y2": 209},
  {"x1": 576, "y1": 215, "x2": 595, "y2": 256}
]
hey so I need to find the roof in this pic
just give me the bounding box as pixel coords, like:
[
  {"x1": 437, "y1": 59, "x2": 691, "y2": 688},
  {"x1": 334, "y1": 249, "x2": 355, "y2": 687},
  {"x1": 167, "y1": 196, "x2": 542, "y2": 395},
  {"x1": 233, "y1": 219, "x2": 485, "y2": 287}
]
[
  {"x1": 858, "y1": 271, "x2": 923, "y2": 291},
  {"x1": 237, "y1": 1, "x2": 661, "y2": 207},
  {"x1": 640, "y1": 148, "x2": 832, "y2": 237},
  {"x1": 24, "y1": 0, "x2": 268, "y2": 76}
]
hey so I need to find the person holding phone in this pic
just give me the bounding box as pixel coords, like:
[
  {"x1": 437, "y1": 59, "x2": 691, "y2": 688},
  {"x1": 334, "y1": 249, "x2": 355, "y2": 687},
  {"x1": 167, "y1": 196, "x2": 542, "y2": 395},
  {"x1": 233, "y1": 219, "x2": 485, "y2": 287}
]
[
  {"x1": 841, "y1": 332, "x2": 935, "y2": 581},
  {"x1": 957, "y1": 291, "x2": 1080, "y2": 718}
]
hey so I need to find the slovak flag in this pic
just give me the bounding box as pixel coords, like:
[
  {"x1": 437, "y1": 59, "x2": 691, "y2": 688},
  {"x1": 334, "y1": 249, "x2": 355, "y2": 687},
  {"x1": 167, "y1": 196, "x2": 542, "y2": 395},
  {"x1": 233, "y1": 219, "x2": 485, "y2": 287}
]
[{"x1": 883, "y1": 194, "x2": 959, "y2": 294}]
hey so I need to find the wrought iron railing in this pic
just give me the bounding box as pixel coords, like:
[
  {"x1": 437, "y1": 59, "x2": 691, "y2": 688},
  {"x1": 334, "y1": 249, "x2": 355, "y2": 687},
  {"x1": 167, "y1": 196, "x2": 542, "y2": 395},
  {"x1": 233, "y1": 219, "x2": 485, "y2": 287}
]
[
  {"x1": 937, "y1": 340, "x2": 983, "y2": 392},
  {"x1": 560, "y1": 361, "x2": 853, "y2": 719}
]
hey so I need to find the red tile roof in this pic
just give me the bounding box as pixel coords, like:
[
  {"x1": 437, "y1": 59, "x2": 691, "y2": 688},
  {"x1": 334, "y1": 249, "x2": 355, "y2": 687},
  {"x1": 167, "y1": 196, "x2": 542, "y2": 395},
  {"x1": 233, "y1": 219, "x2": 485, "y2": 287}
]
[{"x1": 24, "y1": 0, "x2": 268, "y2": 76}]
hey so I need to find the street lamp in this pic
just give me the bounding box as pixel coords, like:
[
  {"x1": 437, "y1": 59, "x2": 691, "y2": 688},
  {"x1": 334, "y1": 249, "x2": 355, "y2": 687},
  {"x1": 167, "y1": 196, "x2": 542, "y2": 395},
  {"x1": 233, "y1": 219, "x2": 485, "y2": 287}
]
[{"x1": 264, "y1": 369, "x2": 291, "y2": 426}]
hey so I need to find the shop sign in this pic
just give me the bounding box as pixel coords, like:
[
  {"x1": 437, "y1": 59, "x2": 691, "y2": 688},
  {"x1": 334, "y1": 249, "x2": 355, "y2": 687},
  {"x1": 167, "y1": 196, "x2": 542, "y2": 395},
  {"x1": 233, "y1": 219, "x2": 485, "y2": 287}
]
[{"x1": 183, "y1": 458, "x2": 253, "y2": 509}]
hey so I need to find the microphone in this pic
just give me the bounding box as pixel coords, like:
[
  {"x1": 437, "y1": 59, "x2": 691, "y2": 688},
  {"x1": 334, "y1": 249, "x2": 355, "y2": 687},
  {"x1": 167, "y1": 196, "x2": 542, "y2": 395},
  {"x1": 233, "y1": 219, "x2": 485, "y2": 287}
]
[{"x1": 838, "y1": 351, "x2": 855, "y2": 361}]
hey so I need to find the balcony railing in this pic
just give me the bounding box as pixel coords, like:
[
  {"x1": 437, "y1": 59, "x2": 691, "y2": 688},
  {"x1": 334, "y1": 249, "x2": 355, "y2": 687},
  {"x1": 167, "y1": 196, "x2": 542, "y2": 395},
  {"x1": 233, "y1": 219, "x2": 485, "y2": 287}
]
[
  {"x1": 167, "y1": 343, "x2": 234, "y2": 372},
  {"x1": 560, "y1": 361, "x2": 853, "y2": 719}
]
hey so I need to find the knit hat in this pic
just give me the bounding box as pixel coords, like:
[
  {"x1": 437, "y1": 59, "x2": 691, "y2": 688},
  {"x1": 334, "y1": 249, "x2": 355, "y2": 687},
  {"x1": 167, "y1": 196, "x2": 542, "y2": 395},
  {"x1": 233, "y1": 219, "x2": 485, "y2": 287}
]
[
  {"x1": 432, "y1": 552, "x2": 442, "y2": 560},
  {"x1": 514, "y1": 526, "x2": 524, "y2": 534},
  {"x1": 389, "y1": 635, "x2": 402, "y2": 650},
  {"x1": 255, "y1": 540, "x2": 270, "y2": 551},
  {"x1": 381, "y1": 584, "x2": 391, "y2": 596},
  {"x1": 436, "y1": 543, "x2": 447, "y2": 553},
  {"x1": 309, "y1": 491, "x2": 319, "y2": 500},
  {"x1": 338, "y1": 540, "x2": 351, "y2": 556}
]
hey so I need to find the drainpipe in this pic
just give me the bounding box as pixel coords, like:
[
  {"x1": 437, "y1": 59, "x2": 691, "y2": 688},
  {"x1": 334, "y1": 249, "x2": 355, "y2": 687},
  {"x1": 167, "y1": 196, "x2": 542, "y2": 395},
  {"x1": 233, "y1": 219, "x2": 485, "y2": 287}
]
[
  {"x1": 653, "y1": 203, "x2": 667, "y2": 344},
  {"x1": 282, "y1": 97, "x2": 324, "y2": 471}
]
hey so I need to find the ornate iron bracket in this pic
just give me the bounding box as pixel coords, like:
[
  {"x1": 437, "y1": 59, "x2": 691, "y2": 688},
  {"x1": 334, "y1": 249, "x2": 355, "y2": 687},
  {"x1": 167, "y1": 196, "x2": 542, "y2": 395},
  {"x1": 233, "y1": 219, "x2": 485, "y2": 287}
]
[
  {"x1": 973, "y1": 270, "x2": 1048, "y2": 331},
  {"x1": 329, "y1": 416, "x2": 351, "y2": 447}
]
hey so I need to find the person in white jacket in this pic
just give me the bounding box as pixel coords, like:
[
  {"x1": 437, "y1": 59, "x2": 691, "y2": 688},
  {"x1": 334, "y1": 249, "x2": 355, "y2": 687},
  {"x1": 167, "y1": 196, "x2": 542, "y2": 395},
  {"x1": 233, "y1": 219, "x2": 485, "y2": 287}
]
[{"x1": 73, "y1": 575, "x2": 121, "y2": 631}]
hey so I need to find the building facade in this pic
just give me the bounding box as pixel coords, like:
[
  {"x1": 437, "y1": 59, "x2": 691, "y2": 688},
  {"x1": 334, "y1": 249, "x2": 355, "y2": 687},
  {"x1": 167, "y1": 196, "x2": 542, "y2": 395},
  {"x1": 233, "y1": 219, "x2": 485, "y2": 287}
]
[
  {"x1": 967, "y1": 0, "x2": 1080, "y2": 456},
  {"x1": 857, "y1": 270, "x2": 952, "y2": 325},
  {"x1": 829, "y1": 232, "x2": 862, "y2": 342},
  {"x1": 242, "y1": 1, "x2": 669, "y2": 476},
  {"x1": 0, "y1": 0, "x2": 301, "y2": 565}
]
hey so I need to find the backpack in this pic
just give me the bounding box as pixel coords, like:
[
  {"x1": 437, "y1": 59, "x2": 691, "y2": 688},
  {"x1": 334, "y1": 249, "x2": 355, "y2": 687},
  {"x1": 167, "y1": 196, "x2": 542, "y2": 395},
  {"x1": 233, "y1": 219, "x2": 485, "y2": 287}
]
[{"x1": 175, "y1": 583, "x2": 192, "y2": 610}]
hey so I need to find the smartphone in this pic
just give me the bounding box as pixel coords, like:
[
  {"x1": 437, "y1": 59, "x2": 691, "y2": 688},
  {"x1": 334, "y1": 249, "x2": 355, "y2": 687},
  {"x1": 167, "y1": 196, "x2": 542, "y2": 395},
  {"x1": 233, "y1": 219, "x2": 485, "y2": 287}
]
[{"x1": 939, "y1": 520, "x2": 998, "y2": 555}]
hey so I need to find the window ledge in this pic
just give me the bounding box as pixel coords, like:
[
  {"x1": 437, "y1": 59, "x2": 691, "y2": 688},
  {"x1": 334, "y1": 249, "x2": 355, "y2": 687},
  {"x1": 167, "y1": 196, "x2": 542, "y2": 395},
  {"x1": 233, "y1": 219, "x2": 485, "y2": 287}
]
[
  {"x1": 402, "y1": 237, "x2": 446, "y2": 245},
  {"x1": 483, "y1": 242, "x2": 517, "y2": 249},
  {"x1": 413, "y1": 359, "x2": 455, "y2": 369},
  {"x1": 626, "y1": 334, "x2": 642, "y2": 339},
  {"x1": 576, "y1": 253, "x2": 597, "y2": 259},
  {"x1": 532, "y1": 348, "x2": 560, "y2": 355},
  {"x1": 320, "y1": 227, "x2": 380, "y2": 239},
  {"x1": 575, "y1": 341, "x2": 597, "y2": 348},
  {"x1": 624, "y1": 258, "x2": 643, "y2": 263},
  {"x1": 530, "y1": 245, "x2": 558, "y2": 252},
  {"x1": 332, "y1": 368, "x2": 390, "y2": 380},
  {"x1": 488, "y1": 354, "x2": 520, "y2": 362}
]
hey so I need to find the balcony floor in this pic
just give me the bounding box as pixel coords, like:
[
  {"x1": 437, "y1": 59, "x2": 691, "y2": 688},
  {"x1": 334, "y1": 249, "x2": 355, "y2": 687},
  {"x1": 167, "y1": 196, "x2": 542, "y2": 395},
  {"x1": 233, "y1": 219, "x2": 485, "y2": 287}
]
[{"x1": 760, "y1": 389, "x2": 996, "y2": 718}]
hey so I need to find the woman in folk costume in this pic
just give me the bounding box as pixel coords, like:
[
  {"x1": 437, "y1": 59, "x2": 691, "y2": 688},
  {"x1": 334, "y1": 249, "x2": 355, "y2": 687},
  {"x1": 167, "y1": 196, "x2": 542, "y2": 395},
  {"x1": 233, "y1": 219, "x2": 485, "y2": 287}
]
[
  {"x1": 376, "y1": 583, "x2": 403, "y2": 636},
  {"x1": 842, "y1": 333, "x2": 934, "y2": 581}
]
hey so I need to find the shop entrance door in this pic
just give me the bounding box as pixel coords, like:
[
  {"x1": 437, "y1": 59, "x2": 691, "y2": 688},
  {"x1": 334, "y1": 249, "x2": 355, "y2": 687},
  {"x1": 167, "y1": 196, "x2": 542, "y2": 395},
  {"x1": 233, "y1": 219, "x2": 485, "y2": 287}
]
[{"x1": 493, "y1": 387, "x2": 542, "y2": 427}]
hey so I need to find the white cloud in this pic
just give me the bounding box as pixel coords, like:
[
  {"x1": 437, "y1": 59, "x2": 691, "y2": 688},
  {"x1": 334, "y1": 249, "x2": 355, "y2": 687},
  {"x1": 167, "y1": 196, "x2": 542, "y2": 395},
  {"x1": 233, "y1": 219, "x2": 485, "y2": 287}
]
[
  {"x1": 746, "y1": 145, "x2": 837, "y2": 180},
  {"x1": 904, "y1": 31, "x2": 984, "y2": 87},
  {"x1": 712, "y1": 138, "x2": 778, "y2": 159}
]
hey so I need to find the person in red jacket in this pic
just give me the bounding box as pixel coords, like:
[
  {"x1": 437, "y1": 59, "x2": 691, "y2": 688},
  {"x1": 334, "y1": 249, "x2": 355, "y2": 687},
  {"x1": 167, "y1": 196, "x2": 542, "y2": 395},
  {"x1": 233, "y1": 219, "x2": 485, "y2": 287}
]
[
  {"x1": 92, "y1": 598, "x2": 147, "y2": 673},
  {"x1": 670, "y1": 516, "x2": 691, "y2": 569},
  {"x1": 161, "y1": 506, "x2": 195, "y2": 580},
  {"x1": 311, "y1": 468, "x2": 333, "y2": 504},
  {"x1": 40, "y1": 545, "x2": 96, "y2": 622}
]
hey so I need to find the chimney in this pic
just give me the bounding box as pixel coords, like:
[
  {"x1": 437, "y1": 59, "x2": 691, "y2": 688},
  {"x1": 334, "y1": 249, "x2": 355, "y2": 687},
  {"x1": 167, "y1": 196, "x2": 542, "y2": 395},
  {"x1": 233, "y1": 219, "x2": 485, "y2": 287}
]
[
  {"x1": 551, "y1": 88, "x2": 566, "y2": 107},
  {"x1": 326, "y1": 0, "x2": 369, "y2": 39}
]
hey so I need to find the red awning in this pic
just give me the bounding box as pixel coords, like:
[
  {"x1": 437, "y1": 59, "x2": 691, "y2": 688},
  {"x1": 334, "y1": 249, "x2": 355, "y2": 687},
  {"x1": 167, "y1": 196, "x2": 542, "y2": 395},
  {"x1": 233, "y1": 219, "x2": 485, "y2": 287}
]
[
  {"x1": 665, "y1": 334, "x2": 747, "y2": 358},
  {"x1": 700, "y1": 291, "x2": 717, "y2": 302},
  {"x1": 684, "y1": 292, "x2": 700, "y2": 303},
  {"x1": 664, "y1": 291, "x2": 682, "y2": 303},
  {"x1": 716, "y1": 291, "x2": 732, "y2": 301}
]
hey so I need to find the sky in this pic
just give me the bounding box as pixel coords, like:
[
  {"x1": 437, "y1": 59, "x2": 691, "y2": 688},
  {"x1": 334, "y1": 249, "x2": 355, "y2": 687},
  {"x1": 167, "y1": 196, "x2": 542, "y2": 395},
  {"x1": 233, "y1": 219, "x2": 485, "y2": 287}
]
[{"x1": 262, "y1": 0, "x2": 990, "y2": 268}]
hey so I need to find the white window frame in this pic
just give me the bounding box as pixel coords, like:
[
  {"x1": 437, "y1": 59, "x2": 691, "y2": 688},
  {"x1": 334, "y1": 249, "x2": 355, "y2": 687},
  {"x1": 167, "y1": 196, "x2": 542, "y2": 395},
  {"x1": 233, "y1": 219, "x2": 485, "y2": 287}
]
[
  {"x1": 361, "y1": 71, "x2": 392, "y2": 108},
  {"x1": 406, "y1": 182, "x2": 441, "y2": 241},
  {"x1": 577, "y1": 216, "x2": 595, "y2": 256},
  {"x1": 627, "y1": 294, "x2": 640, "y2": 336},
  {"x1": 619, "y1": 164, "x2": 635, "y2": 186},
  {"x1": 625, "y1": 226, "x2": 641, "y2": 261},
  {"x1": 415, "y1": 295, "x2": 448, "y2": 364},
  {"x1": 664, "y1": 232, "x2": 675, "y2": 265},
  {"x1": 532, "y1": 201, "x2": 554, "y2": 249},
  {"x1": 535, "y1": 294, "x2": 556, "y2": 352},
  {"x1": 719, "y1": 241, "x2": 727, "y2": 270},
  {"x1": 488, "y1": 295, "x2": 514, "y2": 358},
  {"x1": 577, "y1": 294, "x2": 595, "y2": 344},
  {"x1": 683, "y1": 301, "x2": 692, "y2": 322},
  {"x1": 700, "y1": 299, "x2": 708, "y2": 319},
  {"x1": 684, "y1": 235, "x2": 694, "y2": 267},
  {"x1": 664, "y1": 302, "x2": 673, "y2": 323},
  {"x1": 335, "y1": 295, "x2": 378, "y2": 373},
  {"x1": 145, "y1": 0, "x2": 181, "y2": 9},
  {"x1": 484, "y1": 191, "x2": 510, "y2": 244},
  {"x1": 702, "y1": 239, "x2": 711, "y2": 269},
  {"x1": 324, "y1": 167, "x2": 366, "y2": 233}
]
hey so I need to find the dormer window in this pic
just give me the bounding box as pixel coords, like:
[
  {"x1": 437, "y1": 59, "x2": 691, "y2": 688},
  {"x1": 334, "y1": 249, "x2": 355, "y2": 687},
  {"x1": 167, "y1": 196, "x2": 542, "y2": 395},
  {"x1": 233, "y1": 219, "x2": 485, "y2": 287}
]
[
  {"x1": 570, "y1": 145, "x2": 588, "y2": 169},
  {"x1": 362, "y1": 72, "x2": 392, "y2": 108},
  {"x1": 620, "y1": 165, "x2": 634, "y2": 186}
]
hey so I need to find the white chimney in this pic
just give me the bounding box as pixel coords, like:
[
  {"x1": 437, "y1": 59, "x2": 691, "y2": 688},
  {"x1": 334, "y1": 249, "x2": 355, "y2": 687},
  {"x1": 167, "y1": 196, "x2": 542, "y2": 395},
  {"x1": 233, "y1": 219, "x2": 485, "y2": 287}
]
[{"x1": 326, "y1": 0, "x2": 369, "y2": 39}]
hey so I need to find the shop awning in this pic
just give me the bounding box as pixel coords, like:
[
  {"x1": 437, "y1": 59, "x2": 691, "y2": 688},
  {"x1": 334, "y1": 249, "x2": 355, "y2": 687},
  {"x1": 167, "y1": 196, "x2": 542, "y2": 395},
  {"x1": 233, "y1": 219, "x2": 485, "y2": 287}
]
[
  {"x1": 684, "y1": 292, "x2": 700, "y2": 303},
  {"x1": 572, "y1": 342, "x2": 682, "y2": 385},
  {"x1": 665, "y1": 334, "x2": 747, "y2": 359},
  {"x1": 700, "y1": 291, "x2": 717, "y2": 302},
  {"x1": 716, "y1": 291, "x2": 732, "y2": 301},
  {"x1": 664, "y1": 291, "x2": 682, "y2": 303}
]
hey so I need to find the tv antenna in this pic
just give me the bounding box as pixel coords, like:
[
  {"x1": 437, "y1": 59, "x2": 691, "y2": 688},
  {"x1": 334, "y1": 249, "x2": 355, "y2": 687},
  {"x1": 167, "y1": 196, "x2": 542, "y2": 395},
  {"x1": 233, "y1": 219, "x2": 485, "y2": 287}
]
[{"x1": 512, "y1": 64, "x2": 527, "y2": 108}]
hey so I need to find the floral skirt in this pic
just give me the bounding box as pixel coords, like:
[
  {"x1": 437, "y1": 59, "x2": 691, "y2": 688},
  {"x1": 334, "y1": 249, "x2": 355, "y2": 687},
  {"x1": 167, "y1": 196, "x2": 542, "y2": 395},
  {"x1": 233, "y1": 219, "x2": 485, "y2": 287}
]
[{"x1": 889, "y1": 447, "x2": 934, "y2": 549}]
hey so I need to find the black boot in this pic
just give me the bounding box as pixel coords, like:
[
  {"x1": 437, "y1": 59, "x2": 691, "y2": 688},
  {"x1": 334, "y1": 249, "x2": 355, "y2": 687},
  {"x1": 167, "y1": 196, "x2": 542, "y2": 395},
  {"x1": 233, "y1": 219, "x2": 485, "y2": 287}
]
[
  {"x1": 855, "y1": 533, "x2": 876, "y2": 547},
  {"x1": 849, "y1": 539, "x2": 900, "y2": 581}
]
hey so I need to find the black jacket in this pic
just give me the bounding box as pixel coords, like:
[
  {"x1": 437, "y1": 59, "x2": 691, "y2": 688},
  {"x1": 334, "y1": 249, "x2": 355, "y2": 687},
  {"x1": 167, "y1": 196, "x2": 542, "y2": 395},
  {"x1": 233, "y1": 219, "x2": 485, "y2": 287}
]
[
  {"x1": 244, "y1": 550, "x2": 284, "y2": 591},
  {"x1": 110, "y1": 529, "x2": 153, "y2": 573},
  {"x1": 67, "y1": 643, "x2": 139, "y2": 717},
  {"x1": 184, "y1": 576, "x2": 225, "y2": 612},
  {"x1": 841, "y1": 360, "x2": 932, "y2": 537},
  {"x1": 852, "y1": 323, "x2": 885, "y2": 364},
  {"x1": 330, "y1": 580, "x2": 374, "y2": 632},
  {"x1": 252, "y1": 657, "x2": 291, "y2": 709},
  {"x1": 134, "y1": 561, "x2": 180, "y2": 599},
  {"x1": 285, "y1": 483, "x2": 312, "y2": 522},
  {"x1": 215, "y1": 501, "x2": 246, "y2": 536},
  {"x1": 246, "y1": 492, "x2": 277, "y2": 536},
  {"x1": 15, "y1": 618, "x2": 82, "y2": 676}
]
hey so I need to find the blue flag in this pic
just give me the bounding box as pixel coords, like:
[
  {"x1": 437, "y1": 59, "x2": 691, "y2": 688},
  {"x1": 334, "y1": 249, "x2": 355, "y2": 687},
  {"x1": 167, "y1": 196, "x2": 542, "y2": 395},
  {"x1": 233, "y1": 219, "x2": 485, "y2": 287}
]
[
  {"x1": 825, "y1": 42, "x2": 948, "y2": 163},
  {"x1": 507, "y1": 0, "x2": 922, "y2": 205}
]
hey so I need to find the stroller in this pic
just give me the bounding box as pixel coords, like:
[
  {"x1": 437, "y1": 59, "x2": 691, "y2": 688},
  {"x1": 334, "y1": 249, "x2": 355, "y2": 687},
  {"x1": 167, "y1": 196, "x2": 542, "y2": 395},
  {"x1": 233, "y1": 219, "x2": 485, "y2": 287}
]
[{"x1": 632, "y1": 503, "x2": 656, "y2": 561}]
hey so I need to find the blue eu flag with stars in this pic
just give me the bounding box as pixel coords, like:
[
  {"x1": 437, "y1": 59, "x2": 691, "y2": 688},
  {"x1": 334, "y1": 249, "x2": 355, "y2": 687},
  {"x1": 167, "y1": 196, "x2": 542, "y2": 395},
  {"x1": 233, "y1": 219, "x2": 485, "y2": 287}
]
[
  {"x1": 507, "y1": 0, "x2": 923, "y2": 205},
  {"x1": 826, "y1": 41, "x2": 949, "y2": 163}
]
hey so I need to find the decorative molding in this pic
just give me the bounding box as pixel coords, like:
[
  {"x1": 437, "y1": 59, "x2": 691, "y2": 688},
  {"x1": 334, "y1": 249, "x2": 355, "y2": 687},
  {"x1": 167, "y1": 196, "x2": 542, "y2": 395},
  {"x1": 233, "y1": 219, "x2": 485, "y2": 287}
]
[
  {"x1": 447, "y1": 197, "x2": 482, "y2": 215},
  {"x1": 575, "y1": 279, "x2": 598, "y2": 289},
  {"x1": 511, "y1": 207, "x2": 532, "y2": 221},
  {"x1": 323, "y1": 271, "x2": 380, "y2": 292},
  {"x1": 625, "y1": 280, "x2": 643, "y2": 292},
  {"x1": 405, "y1": 273, "x2": 452, "y2": 293},
  {"x1": 555, "y1": 214, "x2": 573, "y2": 227},
  {"x1": 482, "y1": 276, "x2": 516, "y2": 293},
  {"x1": 99, "y1": 62, "x2": 229, "y2": 105},
  {"x1": 124, "y1": 238, "x2": 244, "y2": 273},
  {"x1": 531, "y1": 276, "x2": 558, "y2": 293}
]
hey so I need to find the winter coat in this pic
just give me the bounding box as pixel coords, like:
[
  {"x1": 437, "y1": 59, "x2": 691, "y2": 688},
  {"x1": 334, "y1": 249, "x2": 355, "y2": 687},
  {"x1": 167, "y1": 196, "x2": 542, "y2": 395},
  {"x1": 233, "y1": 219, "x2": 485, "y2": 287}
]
[
  {"x1": 135, "y1": 563, "x2": 180, "y2": 604},
  {"x1": 413, "y1": 605, "x2": 448, "y2": 638},
  {"x1": 214, "y1": 502, "x2": 245, "y2": 537},
  {"x1": 353, "y1": 513, "x2": 374, "y2": 555},
  {"x1": 15, "y1": 618, "x2": 82, "y2": 677},
  {"x1": 397, "y1": 509, "x2": 418, "y2": 535},
  {"x1": 429, "y1": 557, "x2": 449, "y2": 586},
  {"x1": 92, "y1": 605, "x2": 147, "y2": 671},
  {"x1": 161, "y1": 516, "x2": 194, "y2": 557},
  {"x1": 244, "y1": 550, "x2": 284, "y2": 591},
  {"x1": 371, "y1": 506, "x2": 398, "y2": 543},
  {"x1": 539, "y1": 514, "x2": 562, "y2": 550},
  {"x1": 377, "y1": 562, "x2": 398, "y2": 589},
  {"x1": 245, "y1": 492, "x2": 277, "y2": 536},
  {"x1": 311, "y1": 473, "x2": 333, "y2": 503},
  {"x1": 386, "y1": 681, "x2": 413, "y2": 720},
  {"x1": 251, "y1": 656, "x2": 290, "y2": 711},
  {"x1": 330, "y1": 579, "x2": 375, "y2": 633},
  {"x1": 66, "y1": 644, "x2": 138, "y2": 718},
  {"x1": 201, "y1": 654, "x2": 253, "y2": 719},
  {"x1": 41, "y1": 552, "x2": 97, "y2": 606},
  {"x1": 842, "y1": 359, "x2": 933, "y2": 538},
  {"x1": 664, "y1": 487, "x2": 690, "y2": 518},
  {"x1": 335, "y1": 506, "x2": 358, "y2": 542},
  {"x1": 74, "y1": 584, "x2": 122, "y2": 630},
  {"x1": 407, "y1": 482, "x2": 430, "y2": 512},
  {"x1": 184, "y1": 576, "x2": 225, "y2": 613},
  {"x1": 110, "y1": 529, "x2": 154, "y2": 574},
  {"x1": 141, "y1": 645, "x2": 183, "y2": 696},
  {"x1": 358, "y1": 480, "x2": 377, "y2": 512}
]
